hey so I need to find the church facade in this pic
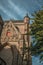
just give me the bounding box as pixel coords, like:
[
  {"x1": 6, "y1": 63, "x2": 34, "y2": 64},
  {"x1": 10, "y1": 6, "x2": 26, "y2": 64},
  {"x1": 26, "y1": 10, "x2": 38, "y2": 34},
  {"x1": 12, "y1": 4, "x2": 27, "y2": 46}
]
[{"x1": 0, "y1": 15, "x2": 30, "y2": 65}]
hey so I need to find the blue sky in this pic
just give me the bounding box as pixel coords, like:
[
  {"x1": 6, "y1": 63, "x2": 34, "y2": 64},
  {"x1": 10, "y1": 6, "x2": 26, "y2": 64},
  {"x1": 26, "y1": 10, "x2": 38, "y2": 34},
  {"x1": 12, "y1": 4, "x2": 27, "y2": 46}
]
[
  {"x1": 0, "y1": 0, "x2": 43, "y2": 65},
  {"x1": 0, "y1": 0, "x2": 43, "y2": 20}
]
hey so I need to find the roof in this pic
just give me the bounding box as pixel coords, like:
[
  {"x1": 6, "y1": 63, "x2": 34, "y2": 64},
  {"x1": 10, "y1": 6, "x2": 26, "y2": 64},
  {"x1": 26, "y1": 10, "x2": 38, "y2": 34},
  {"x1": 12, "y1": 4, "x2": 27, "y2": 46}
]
[{"x1": 4, "y1": 20, "x2": 24, "y2": 23}]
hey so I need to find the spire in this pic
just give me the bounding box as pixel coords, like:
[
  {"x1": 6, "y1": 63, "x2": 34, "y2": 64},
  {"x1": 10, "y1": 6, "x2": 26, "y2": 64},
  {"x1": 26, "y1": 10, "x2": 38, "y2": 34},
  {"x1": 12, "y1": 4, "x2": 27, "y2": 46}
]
[
  {"x1": 24, "y1": 13, "x2": 30, "y2": 19},
  {"x1": 26, "y1": 13, "x2": 29, "y2": 17}
]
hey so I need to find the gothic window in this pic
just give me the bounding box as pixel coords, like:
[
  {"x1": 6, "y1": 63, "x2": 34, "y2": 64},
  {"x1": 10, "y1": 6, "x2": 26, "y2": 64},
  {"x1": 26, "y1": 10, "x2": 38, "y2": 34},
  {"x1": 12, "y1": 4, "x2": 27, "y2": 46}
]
[
  {"x1": 6, "y1": 29, "x2": 11, "y2": 37},
  {"x1": 6, "y1": 31, "x2": 11, "y2": 37},
  {"x1": 10, "y1": 25, "x2": 12, "y2": 27},
  {"x1": 3, "y1": 23, "x2": 7, "y2": 28},
  {"x1": 7, "y1": 29, "x2": 10, "y2": 31},
  {"x1": 15, "y1": 26, "x2": 19, "y2": 32},
  {"x1": 7, "y1": 25, "x2": 9, "y2": 27},
  {"x1": 7, "y1": 24, "x2": 12, "y2": 28}
]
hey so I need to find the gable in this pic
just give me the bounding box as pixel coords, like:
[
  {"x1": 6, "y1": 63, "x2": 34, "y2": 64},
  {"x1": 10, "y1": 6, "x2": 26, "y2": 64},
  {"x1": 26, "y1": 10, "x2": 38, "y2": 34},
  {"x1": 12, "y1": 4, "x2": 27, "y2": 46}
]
[{"x1": 1, "y1": 21, "x2": 21, "y2": 44}]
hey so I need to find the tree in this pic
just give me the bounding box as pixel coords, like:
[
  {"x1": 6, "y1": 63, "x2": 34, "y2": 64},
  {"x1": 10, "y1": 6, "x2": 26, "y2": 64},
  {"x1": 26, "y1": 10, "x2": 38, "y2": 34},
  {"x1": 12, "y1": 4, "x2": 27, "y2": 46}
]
[{"x1": 31, "y1": 10, "x2": 43, "y2": 63}]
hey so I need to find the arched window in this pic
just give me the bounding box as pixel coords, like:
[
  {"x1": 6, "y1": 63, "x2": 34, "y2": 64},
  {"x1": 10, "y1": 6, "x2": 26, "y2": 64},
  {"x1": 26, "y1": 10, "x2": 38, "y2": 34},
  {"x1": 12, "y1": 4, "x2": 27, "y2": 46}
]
[{"x1": 15, "y1": 26, "x2": 19, "y2": 32}]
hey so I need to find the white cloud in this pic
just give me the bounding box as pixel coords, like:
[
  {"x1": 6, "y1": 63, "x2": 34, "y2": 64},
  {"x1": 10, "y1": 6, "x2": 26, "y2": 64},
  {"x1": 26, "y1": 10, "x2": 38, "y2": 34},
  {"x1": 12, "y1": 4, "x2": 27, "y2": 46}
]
[
  {"x1": 0, "y1": 0, "x2": 31, "y2": 19},
  {"x1": 0, "y1": 5, "x2": 17, "y2": 19},
  {"x1": 8, "y1": 0, "x2": 28, "y2": 17}
]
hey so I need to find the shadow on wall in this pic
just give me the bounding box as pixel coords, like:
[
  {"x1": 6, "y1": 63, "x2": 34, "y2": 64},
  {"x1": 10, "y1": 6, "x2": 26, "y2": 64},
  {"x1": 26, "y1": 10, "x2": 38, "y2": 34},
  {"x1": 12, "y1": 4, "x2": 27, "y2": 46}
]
[
  {"x1": 0, "y1": 44, "x2": 23, "y2": 65},
  {"x1": 0, "y1": 57, "x2": 6, "y2": 65}
]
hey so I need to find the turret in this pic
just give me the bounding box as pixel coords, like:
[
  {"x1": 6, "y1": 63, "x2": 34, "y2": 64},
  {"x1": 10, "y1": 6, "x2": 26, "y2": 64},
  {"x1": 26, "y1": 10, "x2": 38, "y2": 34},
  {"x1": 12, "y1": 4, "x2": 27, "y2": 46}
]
[
  {"x1": 24, "y1": 14, "x2": 30, "y2": 24},
  {"x1": 24, "y1": 14, "x2": 30, "y2": 34}
]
